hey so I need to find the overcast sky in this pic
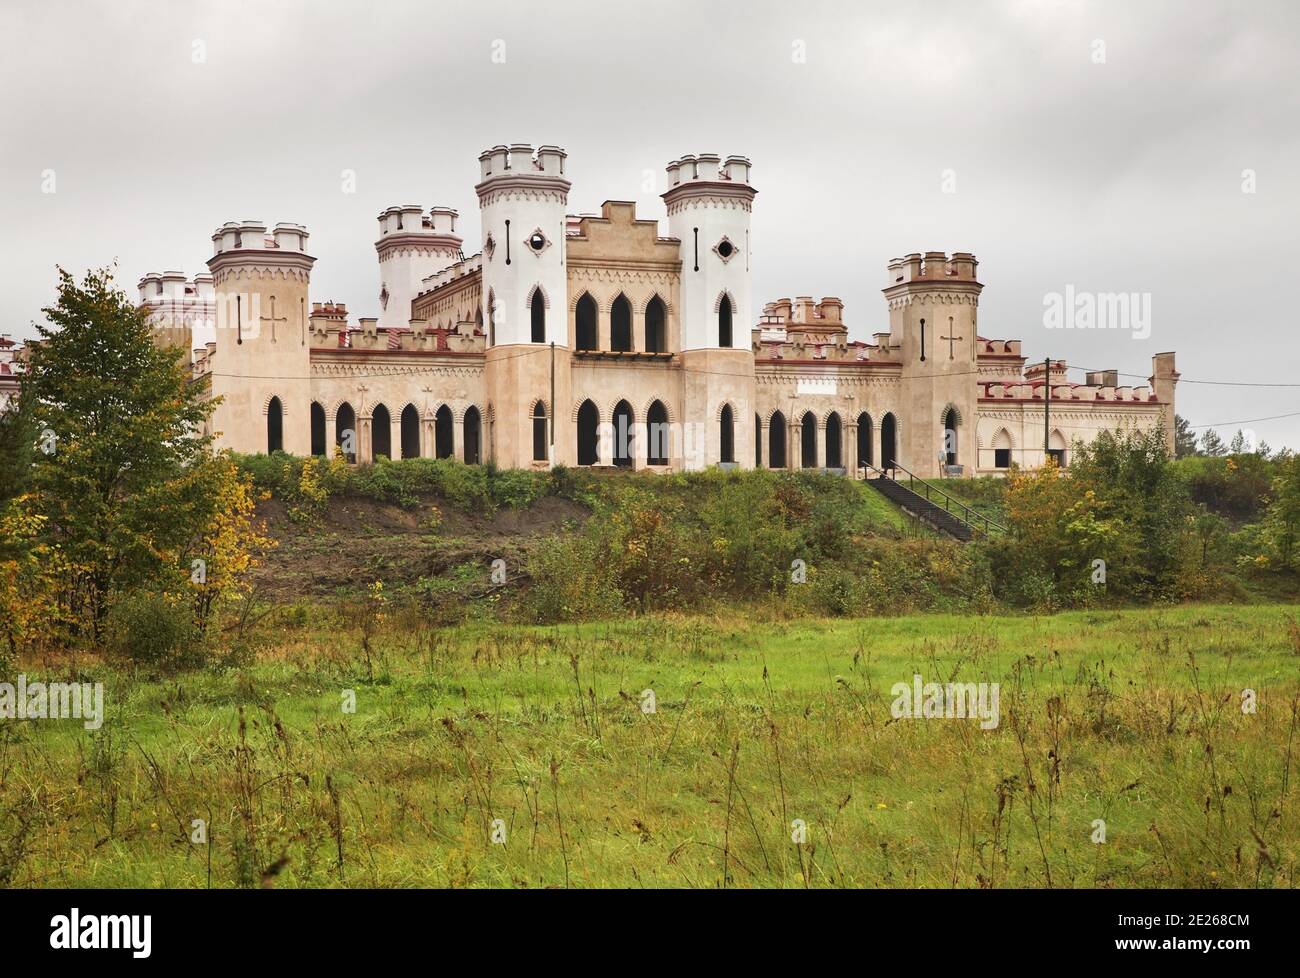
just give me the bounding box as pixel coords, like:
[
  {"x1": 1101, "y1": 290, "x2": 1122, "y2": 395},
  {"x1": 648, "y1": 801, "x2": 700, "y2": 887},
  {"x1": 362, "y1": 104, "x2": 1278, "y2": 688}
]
[{"x1": 2, "y1": 0, "x2": 1297, "y2": 446}]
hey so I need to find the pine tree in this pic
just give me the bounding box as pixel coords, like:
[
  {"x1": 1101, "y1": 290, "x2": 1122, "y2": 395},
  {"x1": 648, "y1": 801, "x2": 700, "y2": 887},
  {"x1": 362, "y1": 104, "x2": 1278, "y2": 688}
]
[
  {"x1": 1200, "y1": 428, "x2": 1227, "y2": 457},
  {"x1": 1173, "y1": 414, "x2": 1200, "y2": 459}
]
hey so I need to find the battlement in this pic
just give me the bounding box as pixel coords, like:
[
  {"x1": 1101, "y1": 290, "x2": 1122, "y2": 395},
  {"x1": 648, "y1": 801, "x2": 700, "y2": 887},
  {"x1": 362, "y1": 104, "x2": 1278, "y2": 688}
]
[
  {"x1": 211, "y1": 221, "x2": 310, "y2": 255},
  {"x1": 136, "y1": 271, "x2": 215, "y2": 306},
  {"x1": 376, "y1": 205, "x2": 460, "y2": 237},
  {"x1": 759, "y1": 296, "x2": 845, "y2": 329},
  {"x1": 665, "y1": 153, "x2": 752, "y2": 187},
  {"x1": 885, "y1": 251, "x2": 979, "y2": 285},
  {"x1": 477, "y1": 143, "x2": 568, "y2": 181}
]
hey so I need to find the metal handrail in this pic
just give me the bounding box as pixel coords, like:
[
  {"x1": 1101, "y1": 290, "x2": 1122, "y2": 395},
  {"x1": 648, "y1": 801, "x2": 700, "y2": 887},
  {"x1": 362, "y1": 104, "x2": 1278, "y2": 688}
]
[{"x1": 860, "y1": 460, "x2": 1006, "y2": 536}]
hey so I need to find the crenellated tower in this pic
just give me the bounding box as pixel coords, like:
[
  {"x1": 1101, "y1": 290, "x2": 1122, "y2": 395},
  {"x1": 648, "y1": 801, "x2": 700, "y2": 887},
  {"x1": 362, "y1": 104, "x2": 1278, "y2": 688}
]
[
  {"x1": 663, "y1": 153, "x2": 757, "y2": 469},
  {"x1": 207, "y1": 221, "x2": 315, "y2": 455},
  {"x1": 375, "y1": 205, "x2": 462, "y2": 328},
  {"x1": 883, "y1": 251, "x2": 983, "y2": 477},
  {"x1": 477, "y1": 143, "x2": 572, "y2": 467}
]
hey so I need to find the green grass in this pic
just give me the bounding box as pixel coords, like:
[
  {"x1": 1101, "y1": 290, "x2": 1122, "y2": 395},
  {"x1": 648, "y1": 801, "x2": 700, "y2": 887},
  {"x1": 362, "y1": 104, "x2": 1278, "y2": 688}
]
[{"x1": 4, "y1": 604, "x2": 1298, "y2": 888}]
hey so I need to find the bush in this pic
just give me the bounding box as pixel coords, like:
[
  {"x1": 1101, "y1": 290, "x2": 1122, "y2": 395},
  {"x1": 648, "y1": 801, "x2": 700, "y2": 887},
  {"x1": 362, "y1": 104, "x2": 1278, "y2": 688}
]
[{"x1": 103, "y1": 591, "x2": 201, "y2": 668}]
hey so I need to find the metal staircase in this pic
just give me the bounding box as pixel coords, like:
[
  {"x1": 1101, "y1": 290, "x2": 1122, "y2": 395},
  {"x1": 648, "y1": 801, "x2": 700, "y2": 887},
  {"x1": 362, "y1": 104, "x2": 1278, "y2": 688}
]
[{"x1": 863, "y1": 462, "x2": 1005, "y2": 542}]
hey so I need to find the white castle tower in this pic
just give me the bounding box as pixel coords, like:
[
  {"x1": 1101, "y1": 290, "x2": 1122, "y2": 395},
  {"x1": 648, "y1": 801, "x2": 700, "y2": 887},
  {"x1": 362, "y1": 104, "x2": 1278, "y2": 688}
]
[
  {"x1": 477, "y1": 143, "x2": 572, "y2": 467},
  {"x1": 664, "y1": 153, "x2": 757, "y2": 469},
  {"x1": 374, "y1": 205, "x2": 462, "y2": 328},
  {"x1": 207, "y1": 221, "x2": 315, "y2": 455}
]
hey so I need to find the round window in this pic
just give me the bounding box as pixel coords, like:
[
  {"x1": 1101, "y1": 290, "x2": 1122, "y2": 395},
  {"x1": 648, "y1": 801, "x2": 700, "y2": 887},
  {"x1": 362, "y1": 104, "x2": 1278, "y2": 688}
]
[
  {"x1": 717, "y1": 240, "x2": 734, "y2": 258},
  {"x1": 528, "y1": 232, "x2": 547, "y2": 252}
]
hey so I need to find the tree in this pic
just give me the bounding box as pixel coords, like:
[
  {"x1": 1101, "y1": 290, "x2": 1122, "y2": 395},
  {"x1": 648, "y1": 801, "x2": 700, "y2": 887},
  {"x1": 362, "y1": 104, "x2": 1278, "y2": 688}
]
[
  {"x1": 22, "y1": 266, "x2": 220, "y2": 638},
  {"x1": 1173, "y1": 414, "x2": 1200, "y2": 459},
  {"x1": 1200, "y1": 428, "x2": 1227, "y2": 457},
  {"x1": 1260, "y1": 456, "x2": 1300, "y2": 572}
]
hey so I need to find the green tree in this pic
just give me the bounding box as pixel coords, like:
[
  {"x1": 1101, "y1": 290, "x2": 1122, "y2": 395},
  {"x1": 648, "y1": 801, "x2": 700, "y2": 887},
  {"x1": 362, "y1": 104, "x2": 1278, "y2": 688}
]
[
  {"x1": 1173, "y1": 414, "x2": 1200, "y2": 459},
  {"x1": 1260, "y1": 456, "x2": 1300, "y2": 572},
  {"x1": 1069, "y1": 423, "x2": 1191, "y2": 601},
  {"x1": 23, "y1": 267, "x2": 219, "y2": 637},
  {"x1": 1200, "y1": 428, "x2": 1227, "y2": 457}
]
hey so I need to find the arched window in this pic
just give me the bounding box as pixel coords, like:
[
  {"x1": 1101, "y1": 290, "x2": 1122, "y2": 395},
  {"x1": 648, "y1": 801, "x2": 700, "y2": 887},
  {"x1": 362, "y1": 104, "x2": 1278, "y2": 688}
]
[
  {"x1": 532, "y1": 402, "x2": 548, "y2": 461},
  {"x1": 612, "y1": 400, "x2": 634, "y2": 468},
  {"x1": 530, "y1": 288, "x2": 545, "y2": 343},
  {"x1": 647, "y1": 400, "x2": 669, "y2": 466},
  {"x1": 880, "y1": 413, "x2": 898, "y2": 470},
  {"x1": 611, "y1": 294, "x2": 632, "y2": 352},
  {"x1": 372, "y1": 403, "x2": 391, "y2": 459},
  {"x1": 336, "y1": 402, "x2": 356, "y2": 463},
  {"x1": 311, "y1": 401, "x2": 326, "y2": 456},
  {"x1": 400, "y1": 404, "x2": 420, "y2": 458},
  {"x1": 754, "y1": 413, "x2": 763, "y2": 467},
  {"x1": 1047, "y1": 429, "x2": 1067, "y2": 468},
  {"x1": 435, "y1": 405, "x2": 454, "y2": 459},
  {"x1": 825, "y1": 411, "x2": 842, "y2": 469},
  {"x1": 645, "y1": 295, "x2": 666, "y2": 353},
  {"x1": 464, "y1": 406, "x2": 481, "y2": 464},
  {"x1": 720, "y1": 404, "x2": 735, "y2": 464},
  {"x1": 768, "y1": 411, "x2": 786, "y2": 469},
  {"x1": 943, "y1": 407, "x2": 959, "y2": 467},
  {"x1": 577, "y1": 400, "x2": 599, "y2": 466},
  {"x1": 993, "y1": 428, "x2": 1012, "y2": 469},
  {"x1": 857, "y1": 412, "x2": 873, "y2": 468},
  {"x1": 718, "y1": 294, "x2": 733, "y2": 348},
  {"x1": 575, "y1": 293, "x2": 598, "y2": 351},
  {"x1": 267, "y1": 397, "x2": 283, "y2": 454},
  {"x1": 800, "y1": 412, "x2": 818, "y2": 468}
]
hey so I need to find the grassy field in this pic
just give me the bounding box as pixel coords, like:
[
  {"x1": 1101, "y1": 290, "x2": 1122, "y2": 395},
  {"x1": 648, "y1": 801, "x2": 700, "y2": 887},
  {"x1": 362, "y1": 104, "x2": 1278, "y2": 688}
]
[{"x1": 3, "y1": 604, "x2": 1298, "y2": 888}]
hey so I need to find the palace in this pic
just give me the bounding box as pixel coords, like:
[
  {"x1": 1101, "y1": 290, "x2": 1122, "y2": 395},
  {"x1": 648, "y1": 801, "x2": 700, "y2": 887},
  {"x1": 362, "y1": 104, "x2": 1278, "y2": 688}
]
[{"x1": 136, "y1": 144, "x2": 1177, "y2": 479}]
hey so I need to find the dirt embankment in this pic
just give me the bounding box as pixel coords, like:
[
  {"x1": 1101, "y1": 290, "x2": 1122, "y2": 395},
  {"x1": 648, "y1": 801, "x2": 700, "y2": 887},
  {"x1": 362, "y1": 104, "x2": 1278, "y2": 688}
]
[{"x1": 251, "y1": 492, "x2": 588, "y2": 598}]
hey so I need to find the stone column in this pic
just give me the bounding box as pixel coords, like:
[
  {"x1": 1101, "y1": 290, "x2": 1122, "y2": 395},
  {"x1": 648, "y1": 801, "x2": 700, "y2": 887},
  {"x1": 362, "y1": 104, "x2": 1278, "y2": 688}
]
[
  {"x1": 845, "y1": 420, "x2": 859, "y2": 477},
  {"x1": 632, "y1": 311, "x2": 645, "y2": 353},
  {"x1": 790, "y1": 419, "x2": 802, "y2": 469}
]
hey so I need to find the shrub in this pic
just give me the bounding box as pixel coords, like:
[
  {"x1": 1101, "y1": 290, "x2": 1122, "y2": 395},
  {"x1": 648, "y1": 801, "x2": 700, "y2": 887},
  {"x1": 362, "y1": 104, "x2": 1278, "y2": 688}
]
[{"x1": 103, "y1": 591, "x2": 201, "y2": 668}]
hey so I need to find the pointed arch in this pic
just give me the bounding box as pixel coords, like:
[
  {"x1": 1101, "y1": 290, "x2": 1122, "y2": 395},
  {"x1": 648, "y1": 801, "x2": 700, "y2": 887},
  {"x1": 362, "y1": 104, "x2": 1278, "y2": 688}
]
[
  {"x1": 576, "y1": 399, "x2": 600, "y2": 466},
  {"x1": 800, "y1": 411, "x2": 818, "y2": 468},
  {"x1": 719, "y1": 403, "x2": 735, "y2": 464},
  {"x1": 880, "y1": 412, "x2": 898, "y2": 470},
  {"x1": 311, "y1": 401, "x2": 327, "y2": 456},
  {"x1": 644, "y1": 293, "x2": 667, "y2": 353},
  {"x1": 532, "y1": 400, "x2": 549, "y2": 462},
  {"x1": 992, "y1": 427, "x2": 1013, "y2": 469},
  {"x1": 463, "y1": 405, "x2": 481, "y2": 464},
  {"x1": 768, "y1": 410, "x2": 787, "y2": 469},
  {"x1": 335, "y1": 401, "x2": 357, "y2": 462},
  {"x1": 754, "y1": 412, "x2": 763, "y2": 467},
  {"x1": 372, "y1": 403, "x2": 392, "y2": 459},
  {"x1": 266, "y1": 396, "x2": 284, "y2": 453},
  {"x1": 646, "y1": 399, "x2": 670, "y2": 465},
  {"x1": 529, "y1": 286, "x2": 546, "y2": 343},
  {"x1": 575, "y1": 291, "x2": 598, "y2": 351},
  {"x1": 611, "y1": 292, "x2": 632, "y2": 352},
  {"x1": 612, "y1": 400, "x2": 634, "y2": 467},
  {"x1": 856, "y1": 411, "x2": 873, "y2": 468},
  {"x1": 825, "y1": 411, "x2": 842, "y2": 468},
  {"x1": 942, "y1": 405, "x2": 960, "y2": 467},
  {"x1": 400, "y1": 403, "x2": 421, "y2": 458},
  {"x1": 717, "y1": 291, "x2": 734, "y2": 348},
  {"x1": 434, "y1": 404, "x2": 455, "y2": 459}
]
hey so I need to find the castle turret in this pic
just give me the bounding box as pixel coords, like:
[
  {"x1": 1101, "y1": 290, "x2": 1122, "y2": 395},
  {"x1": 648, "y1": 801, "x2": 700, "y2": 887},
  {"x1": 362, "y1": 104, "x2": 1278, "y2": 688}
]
[
  {"x1": 375, "y1": 205, "x2": 463, "y2": 327},
  {"x1": 477, "y1": 142, "x2": 572, "y2": 467},
  {"x1": 883, "y1": 251, "x2": 983, "y2": 477},
  {"x1": 206, "y1": 221, "x2": 315, "y2": 455},
  {"x1": 663, "y1": 153, "x2": 757, "y2": 469}
]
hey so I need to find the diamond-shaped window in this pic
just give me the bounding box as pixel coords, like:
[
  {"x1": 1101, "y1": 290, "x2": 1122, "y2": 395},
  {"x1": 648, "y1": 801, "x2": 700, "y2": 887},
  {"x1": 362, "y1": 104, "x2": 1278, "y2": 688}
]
[
  {"x1": 713, "y1": 236, "x2": 738, "y2": 263},
  {"x1": 525, "y1": 228, "x2": 551, "y2": 255}
]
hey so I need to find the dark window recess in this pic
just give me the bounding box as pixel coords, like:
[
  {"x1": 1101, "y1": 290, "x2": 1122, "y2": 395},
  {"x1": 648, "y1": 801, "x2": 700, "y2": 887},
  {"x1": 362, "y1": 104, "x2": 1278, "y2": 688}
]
[{"x1": 995, "y1": 448, "x2": 1011, "y2": 469}]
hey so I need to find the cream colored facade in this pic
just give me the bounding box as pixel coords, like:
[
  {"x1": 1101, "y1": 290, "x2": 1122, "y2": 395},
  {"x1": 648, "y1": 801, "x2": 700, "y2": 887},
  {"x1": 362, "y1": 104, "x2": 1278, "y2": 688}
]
[{"x1": 141, "y1": 144, "x2": 1177, "y2": 479}]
